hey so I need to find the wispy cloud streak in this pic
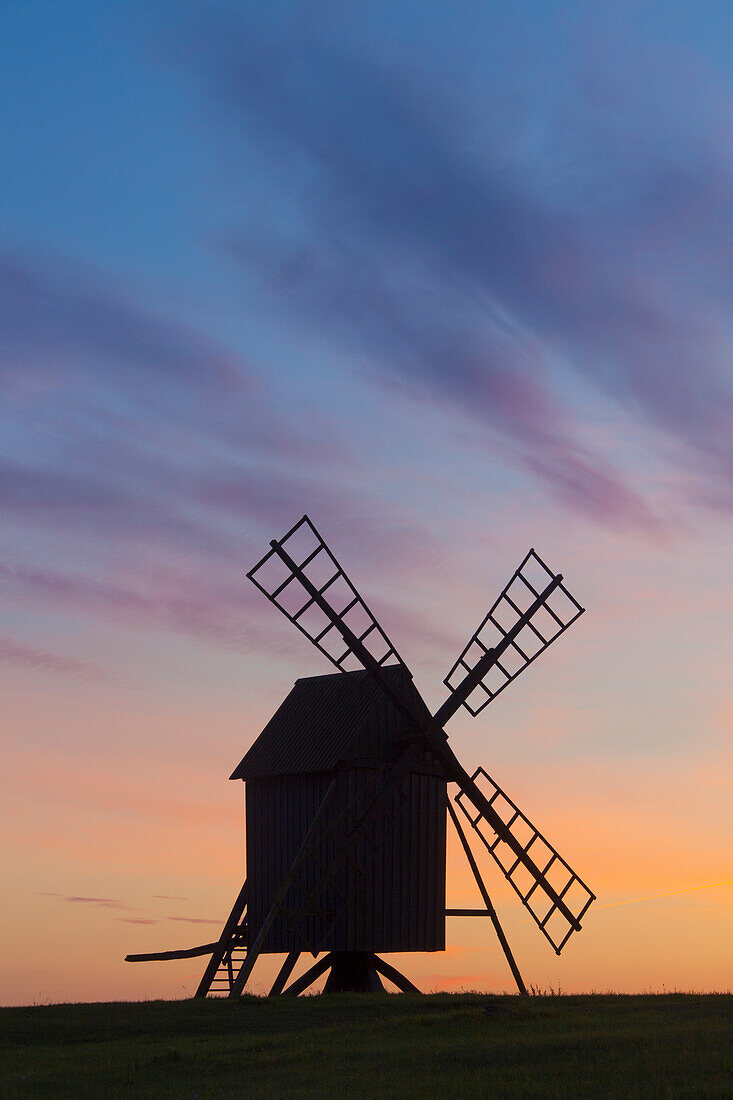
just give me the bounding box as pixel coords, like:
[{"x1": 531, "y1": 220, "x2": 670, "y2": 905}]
[
  {"x1": 40, "y1": 893, "x2": 138, "y2": 911},
  {"x1": 0, "y1": 636, "x2": 109, "y2": 682},
  {"x1": 0, "y1": 247, "x2": 430, "y2": 650},
  {"x1": 188, "y1": 3, "x2": 733, "y2": 523},
  {"x1": 0, "y1": 250, "x2": 246, "y2": 396},
  {"x1": 167, "y1": 915, "x2": 220, "y2": 925}
]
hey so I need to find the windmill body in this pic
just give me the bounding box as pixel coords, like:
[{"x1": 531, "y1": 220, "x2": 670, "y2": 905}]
[
  {"x1": 126, "y1": 515, "x2": 595, "y2": 996},
  {"x1": 233, "y1": 667, "x2": 446, "y2": 959}
]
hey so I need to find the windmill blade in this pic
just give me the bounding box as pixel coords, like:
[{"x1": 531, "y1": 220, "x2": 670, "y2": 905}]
[
  {"x1": 455, "y1": 767, "x2": 595, "y2": 954},
  {"x1": 248, "y1": 515, "x2": 411, "y2": 677},
  {"x1": 442, "y1": 549, "x2": 584, "y2": 720}
]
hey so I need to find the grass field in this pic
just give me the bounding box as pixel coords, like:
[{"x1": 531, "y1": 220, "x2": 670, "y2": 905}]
[{"x1": 1, "y1": 993, "x2": 731, "y2": 1098}]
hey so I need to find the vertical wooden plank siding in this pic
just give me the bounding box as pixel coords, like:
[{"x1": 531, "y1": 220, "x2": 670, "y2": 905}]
[{"x1": 246, "y1": 768, "x2": 446, "y2": 953}]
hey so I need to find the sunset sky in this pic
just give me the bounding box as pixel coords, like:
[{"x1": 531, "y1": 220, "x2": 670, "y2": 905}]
[{"x1": 2, "y1": 0, "x2": 732, "y2": 1005}]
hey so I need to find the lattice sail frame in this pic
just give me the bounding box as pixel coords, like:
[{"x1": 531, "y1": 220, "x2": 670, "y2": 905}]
[
  {"x1": 248, "y1": 515, "x2": 409, "y2": 675},
  {"x1": 444, "y1": 548, "x2": 584, "y2": 717},
  {"x1": 455, "y1": 767, "x2": 595, "y2": 953}
]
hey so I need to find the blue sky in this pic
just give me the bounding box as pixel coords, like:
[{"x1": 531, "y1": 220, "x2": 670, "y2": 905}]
[{"x1": 1, "y1": 0, "x2": 732, "y2": 1001}]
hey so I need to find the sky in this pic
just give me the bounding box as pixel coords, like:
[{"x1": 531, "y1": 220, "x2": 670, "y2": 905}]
[{"x1": 1, "y1": 0, "x2": 732, "y2": 1004}]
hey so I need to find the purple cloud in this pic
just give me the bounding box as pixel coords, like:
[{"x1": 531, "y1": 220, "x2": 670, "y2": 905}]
[
  {"x1": 0, "y1": 462, "x2": 133, "y2": 514},
  {"x1": 0, "y1": 250, "x2": 247, "y2": 397},
  {"x1": 40, "y1": 893, "x2": 138, "y2": 911},
  {"x1": 0, "y1": 247, "x2": 432, "y2": 657},
  {"x1": 0, "y1": 248, "x2": 353, "y2": 471},
  {"x1": 0, "y1": 512, "x2": 446, "y2": 662},
  {"x1": 0, "y1": 248, "x2": 347, "y2": 502},
  {"x1": 0, "y1": 635, "x2": 110, "y2": 682},
  {"x1": 190, "y1": 7, "x2": 733, "y2": 523},
  {"x1": 1, "y1": 561, "x2": 269, "y2": 652},
  {"x1": 167, "y1": 916, "x2": 220, "y2": 925},
  {"x1": 0, "y1": 278, "x2": 453, "y2": 667}
]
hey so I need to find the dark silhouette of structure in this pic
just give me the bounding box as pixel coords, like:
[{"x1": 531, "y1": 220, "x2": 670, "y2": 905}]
[{"x1": 127, "y1": 515, "x2": 595, "y2": 996}]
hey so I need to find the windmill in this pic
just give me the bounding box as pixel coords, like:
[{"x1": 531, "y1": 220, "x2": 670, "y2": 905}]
[{"x1": 127, "y1": 515, "x2": 594, "y2": 996}]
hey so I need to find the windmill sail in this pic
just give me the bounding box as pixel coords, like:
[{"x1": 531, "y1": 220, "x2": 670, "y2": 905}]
[
  {"x1": 443, "y1": 549, "x2": 584, "y2": 718},
  {"x1": 455, "y1": 768, "x2": 595, "y2": 953},
  {"x1": 248, "y1": 515, "x2": 410, "y2": 676}
]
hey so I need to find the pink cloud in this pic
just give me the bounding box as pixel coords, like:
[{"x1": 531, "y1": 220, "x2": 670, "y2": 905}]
[
  {"x1": 40, "y1": 893, "x2": 138, "y2": 912},
  {"x1": 167, "y1": 916, "x2": 221, "y2": 925},
  {"x1": 0, "y1": 635, "x2": 111, "y2": 682}
]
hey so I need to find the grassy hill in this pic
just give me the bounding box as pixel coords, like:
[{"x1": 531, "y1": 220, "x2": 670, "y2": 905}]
[{"x1": 1, "y1": 993, "x2": 731, "y2": 1098}]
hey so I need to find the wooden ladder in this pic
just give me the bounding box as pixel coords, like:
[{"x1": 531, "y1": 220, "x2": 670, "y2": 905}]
[
  {"x1": 195, "y1": 880, "x2": 249, "y2": 998},
  {"x1": 206, "y1": 942, "x2": 249, "y2": 996}
]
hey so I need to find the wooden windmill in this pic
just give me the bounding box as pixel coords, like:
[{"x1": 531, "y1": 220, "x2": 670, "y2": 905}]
[{"x1": 127, "y1": 515, "x2": 594, "y2": 995}]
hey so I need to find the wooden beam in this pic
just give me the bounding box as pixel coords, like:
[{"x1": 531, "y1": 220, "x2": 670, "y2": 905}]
[
  {"x1": 282, "y1": 953, "x2": 334, "y2": 997},
  {"x1": 125, "y1": 943, "x2": 218, "y2": 963},
  {"x1": 447, "y1": 799, "x2": 527, "y2": 996},
  {"x1": 445, "y1": 909, "x2": 494, "y2": 917},
  {"x1": 371, "y1": 954, "x2": 420, "y2": 993},
  {"x1": 268, "y1": 950, "x2": 300, "y2": 997},
  {"x1": 431, "y1": 572, "x2": 565, "y2": 730}
]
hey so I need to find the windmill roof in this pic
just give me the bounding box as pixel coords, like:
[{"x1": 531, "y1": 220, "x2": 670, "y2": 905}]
[{"x1": 230, "y1": 665, "x2": 433, "y2": 780}]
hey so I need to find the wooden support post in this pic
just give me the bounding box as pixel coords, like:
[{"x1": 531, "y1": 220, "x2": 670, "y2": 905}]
[
  {"x1": 367, "y1": 964, "x2": 385, "y2": 992},
  {"x1": 282, "y1": 953, "x2": 334, "y2": 997},
  {"x1": 269, "y1": 950, "x2": 300, "y2": 997},
  {"x1": 447, "y1": 799, "x2": 528, "y2": 997},
  {"x1": 371, "y1": 954, "x2": 420, "y2": 993}
]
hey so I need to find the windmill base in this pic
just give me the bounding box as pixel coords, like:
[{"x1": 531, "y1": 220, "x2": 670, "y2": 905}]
[
  {"x1": 128, "y1": 801, "x2": 530, "y2": 998},
  {"x1": 279, "y1": 951, "x2": 420, "y2": 996},
  {"x1": 128, "y1": 799, "x2": 530, "y2": 998},
  {"x1": 323, "y1": 952, "x2": 383, "y2": 992}
]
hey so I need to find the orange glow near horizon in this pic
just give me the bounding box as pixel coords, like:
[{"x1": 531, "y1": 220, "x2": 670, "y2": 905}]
[
  {"x1": 3, "y1": 532, "x2": 733, "y2": 1005},
  {"x1": 2, "y1": 678, "x2": 732, "y2": 1005}
]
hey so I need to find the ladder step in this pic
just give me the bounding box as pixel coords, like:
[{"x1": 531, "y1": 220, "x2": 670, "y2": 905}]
[{"x1": 205, "y1": 948, "x2": 250, "y2": 997}]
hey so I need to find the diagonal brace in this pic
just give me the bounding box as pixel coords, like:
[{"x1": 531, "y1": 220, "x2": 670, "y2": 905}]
[{"x1": 447, "y1": 798, "x2": 527, "y2": 996}]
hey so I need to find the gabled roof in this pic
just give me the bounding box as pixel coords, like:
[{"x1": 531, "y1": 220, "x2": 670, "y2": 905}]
[{"x1": 230, "y1": 665, "x2": 432, "y2": 780}]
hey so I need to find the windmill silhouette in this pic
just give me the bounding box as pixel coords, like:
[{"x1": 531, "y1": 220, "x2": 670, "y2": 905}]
[{"x1": 127, "y1": 515, "x2": 594, "y2": 995}]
